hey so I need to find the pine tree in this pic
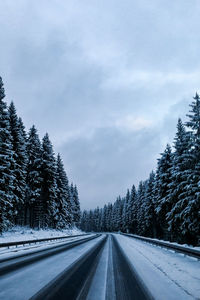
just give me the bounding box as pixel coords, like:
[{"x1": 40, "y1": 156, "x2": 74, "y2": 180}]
[
  {"x1": 93, "y1": 207, "x2": 100, "y2": 231},
  {"x1": 176, "y1": 93, "x2": 200, "y2": 244},
  {"x1": 70, "y1": 184, "x2": 81, "y2": 226},
  {"x1": 137, "y1": 181, "x2": 148, "y2": 235},
  {"x1": 41, "y1": 133, "x2": 58, "y2": 228},
  {"x1": 26, "y1": 125, "x2": 43, "y2": 228},
  {"x1": 166, "y1": 119, "x2": 192, "y2": 242},
  {"x1": 144, "y1": 171, "x2": 157, "y2": 237},
  {"x1": 56, "y1": 154, "x2": 72, "y2": 228},
  {"x1": 0, "y1": 77, "x2": 15, "y2": 232},
  {"x1": 80, "y1": 210, "x2": 87, "y2": 231},
  {"x1": 122, "y1": 189, "x2": 130, "y2": 232},
  {"x1": 128, "y1": 184, "x2": 137, "y2": 233},
  {"x1": 114, "y1": 196, "x2": 123, "y2": 231},
  {"x1": 155, "y1": 144, "x2": 173, "y2": 239},
  {"x1": 111, "y1": 200, "x2": 118, "y2": 231},
  {"x1": 8, "y1": 102, "x2": 27, "y2": 225},
  {"x1": 101, "y1": 205, "x2": 107, "y2": 231},
  {"x1": 98, "y1": 208, "x2": 103, "y2": 231},
  {"x1": 18, "y1": 117, "x2": 27, "y2": 142},
  {"x1": 106, "y1": 203, "x2": 113, "y2": 231}
]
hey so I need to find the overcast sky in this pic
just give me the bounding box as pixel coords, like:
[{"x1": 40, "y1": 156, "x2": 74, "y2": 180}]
[{"x1": 0, "y1": 1, "x2": 200, "y2": 209}]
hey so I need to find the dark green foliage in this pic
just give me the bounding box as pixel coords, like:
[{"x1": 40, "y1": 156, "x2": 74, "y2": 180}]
[
  {"x1": 144, "y1": 171, "x2": 157, "y2": 237},
  {"x1": 26, "y1": 126, "x2": 43, "y2": 228},
  {"x1": 80, "y1": 94, "x2": 200, "y2": 246},
  {"x1": 70, "y1": 184, "x2": 81, "y2": 226},
  {"x1": 41, "y1": 133, "x2": 58, "y2": 227},
  {"x1": 0, "y1": 77, "x2": 15, "y2": 232},
  {"x1": 0, "y1": 76, "x2": 79, "y2": 232},
  {"x1": 166, "y1": 119, "x2": 192, "y2": 242},
  {"x1": 56, "y1": 154, "x2": 72, "y2": 228},
  {"x1": 128, "y1": 185, "x2": 137, "y2": 233},
  {"x1": 8, "y1": 102, "x2": 27, "y2": 225},
  {"x1": 155, "y1": 144, "x2": 173, "y2": 239},
  {"x1": 122, "y1": 189, "x2": 130, "y2": 232}
]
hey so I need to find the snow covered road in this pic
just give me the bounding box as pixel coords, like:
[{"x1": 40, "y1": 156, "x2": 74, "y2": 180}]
[
  {"x1": 0, "y1": 234, "x2": 104, "y2": 299},
  {"x1": 0, "y1": 233, "x2": 199, "y2": 300},
  {"x1": 85, "y1": 234, "x2": 200, "y2": 300}
]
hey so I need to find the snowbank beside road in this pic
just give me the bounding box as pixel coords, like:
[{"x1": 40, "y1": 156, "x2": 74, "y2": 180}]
[
  {"x1": 123, "y1": 233, "x2": 200, "y2": 251},
  {"x1": 0, "y1": 226, "x2": 83, "y2": 243}
]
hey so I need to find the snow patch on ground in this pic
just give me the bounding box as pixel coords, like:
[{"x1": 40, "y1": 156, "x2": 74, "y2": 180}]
[{"x1": 0, "y1": 226, "x2": 83, "y2": 243}]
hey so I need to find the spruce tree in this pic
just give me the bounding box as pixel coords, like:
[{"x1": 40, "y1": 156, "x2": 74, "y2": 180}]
[
  {"x1": 26, "y1": 125, "x2": 42, "y2": 227},
  {"x1": 155, "y1": 144, "x2": 173, "y2": 239},
  {"x1": 177, "y1": 93, "x2": 200, "y2": 244},
  {"x1": 93, "y1": 207, "x2": 100, "y2": 231},
  {"x1": 145, "y1": 171, "x2": 157, "y2": 237},
  {"x1": 98, "y1": 208, "x2": 103, "y2": 231},
  {"x1": 101, "y1": 205, "x2": 107, "y2": 231},
  {"x1": 56, "y1": 153, "x2": 72, "y2": 228},
  {"x1": 8, "y1": 102, "x2": 27, "y2": 225},
  {"x1": 18, "y1": 117, "x2": 27, "y2": 142},
  {"x1": 137, "y1": 181, "x2": 148, "y2": 235},
  {"x1": 111, "y1": 200, "x2": 118, "y2": 231},
  {"x1": 166, "y1": 119, "x2": 192, "y2": 242},
  {"x1": 0, "y1": 77, "x2": 15, "y2": 232},
  {"x1": 114, "y1": 196, "x2": 123, "y2": 231},
  {"x1": 41, "y1": 133, "x2": 58, "y2": 228},
  {"x1": 80, "y1": 210, "x2": 87, "y2": 231},
  {"x1": 73, "y1": 185, "x2": 81, "y2": 225},
  {"x1": 128, "y1": 184, "x2": 137, "y2": 233},
  {"x1": 70, "y1": 184, "x2": 81, "y2": 226},
  {"x1": 106, "y1": 203, "x2": 113, "y2": 231},
  {"x1": 122, "y1": 189, "x2": 130, "y2": 232}
]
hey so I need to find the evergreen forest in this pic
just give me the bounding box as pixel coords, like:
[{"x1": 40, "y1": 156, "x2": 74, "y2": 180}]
[
  {"x1": 80, "y1": 94, "x2": 200, "y2": 246},
  {"x1": 0, "y1": 77, "x2": 81, "y2": 233}
]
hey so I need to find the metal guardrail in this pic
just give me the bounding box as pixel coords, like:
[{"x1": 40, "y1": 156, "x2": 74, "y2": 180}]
[
  {"x1": 0, "y1": 233, "x2": 89, "y2": 249},
  {"x1": 122, "y1": 233, "x2": 200, "y2": 259}
]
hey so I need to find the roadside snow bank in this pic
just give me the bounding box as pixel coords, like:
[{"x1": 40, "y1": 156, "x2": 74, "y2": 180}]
[
  {"x1": 124, "y1": 233, "x2": 200, "y2": 250},
  {"x1": 0, "y1": 226, "x2": 83, "y2": 243}
]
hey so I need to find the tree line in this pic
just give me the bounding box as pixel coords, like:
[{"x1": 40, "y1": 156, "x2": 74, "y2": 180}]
[
  {"x1": 80, "y1": 94, "x2": 200, "y2": 246},
  {"x1": 0, "y1": 76, "x2": 80, "y2": 233}
]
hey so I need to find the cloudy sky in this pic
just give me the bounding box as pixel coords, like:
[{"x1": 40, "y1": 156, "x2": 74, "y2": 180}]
[{"x1": 0, "y1": 1, "x2": 200, "y2": 209}]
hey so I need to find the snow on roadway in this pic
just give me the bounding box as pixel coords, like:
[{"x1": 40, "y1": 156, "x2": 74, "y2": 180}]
[
  {"x1": 0, "y1": 234, "x2": 105, "y2": 300},
  {"x1": 114, "y1": 234, "x2": 200, "y2": 300}
]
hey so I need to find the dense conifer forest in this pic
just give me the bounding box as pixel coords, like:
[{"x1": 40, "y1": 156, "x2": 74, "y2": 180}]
[
  {"x1": 80, "y1": 94, "x2": 200, "y2": 246},
  {"x1": 0, "y1": 77, "x2": 80, "y2": 233}
]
